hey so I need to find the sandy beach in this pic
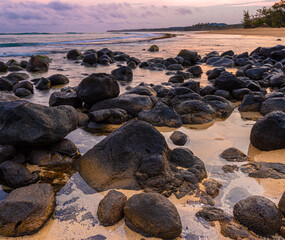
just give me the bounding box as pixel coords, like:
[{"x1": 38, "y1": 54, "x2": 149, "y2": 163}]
[{"x1": 200, "y1": 27, "x2": 285, "y2": 38}]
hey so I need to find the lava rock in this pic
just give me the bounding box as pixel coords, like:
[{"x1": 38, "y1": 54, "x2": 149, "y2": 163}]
[
  {"x1": 47, "y1": 74, "x2": 69, "y2": 86},
  {"x1": 124, "y1": 193, "x2": 182, "y2": 239},
  {"x1": 0, "y1": 101, "x2": 78, "y2": 146},
  {"x1": 0, "y1": 62, "x2": 8, "y2": 72},
  {"x1": 29, "y1": 149, "x2": 73, "y2": 166},
  {"x1": 97, "y1": 190, "x2": 127, "y2": 226},
  {"x1": 49, "y1": 91, "x2": 82, "y2": 108},
  {"x1": 250, "y1": 111, "x2": 285, "y2": 151},
  {"x1": 278, "y1": 192, "x2": 285, "y2": 216},
  {"x1": 203, "y1": 179, "x2": 222, "y2": 198},
  {"x1": 233, "y1": 196, "x2": 282, "y2": 236},
  {"x1": 35, "y1": 78, "x2": 51, "y2": 90},
  {"x1": 76, "y1": 73, "x2": 120, "y2": 105},
  {"x1": 238, "y1": 94, "x2": 264, "y2": 112},
  {"x1": 214, "y1": 71, "x2": 245, "y2": 91},
  {"x1": 177, "y1": 50, "x2": 199, "y2": 65},
  {"x1": 111, "y1": 66, "x2": 133, "y2": 82},
  {"x1": 0, "y1": 183, "x2": 55, "y2": 237},
  {"x1": 170, "y1": 131, "x2": 188, "y2": 146},
  {"x1": 187, "y1": 65, "x2": 203, "y2": 77},
  {"x1": 26, "y1": 55, "x2": 49, "y2": 73},
  {"x1": 220, "y1": 147, "x2": 249, "y2": 162},
  {"x1": 260, "y1": 97, "x2": 285, "y2": 115},
  {"x1": 14, "y1": 88, "x2": 32, "y2": 97},
  {"x1": 0, "y1": 78, "x2": 13, "y2": 91},
  {"x1": 67, "y1": 49, "x2": 83, "y2": 60},
  {"x1": 89, "y1": 108, "x2": 128, "y2": 124}
]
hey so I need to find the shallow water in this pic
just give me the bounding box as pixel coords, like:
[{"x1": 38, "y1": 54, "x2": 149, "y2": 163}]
[{"x1": 0, "y1": 32, "x2": 284, "y2": 240}]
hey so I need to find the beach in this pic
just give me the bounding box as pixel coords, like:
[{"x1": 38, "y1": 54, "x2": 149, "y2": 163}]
[
  {"x1": 200, "y1": 27, "x2": 285, "y2": 38},
  {"x1": 0, "y1": 31, "x2": 284, "y2": 240}
]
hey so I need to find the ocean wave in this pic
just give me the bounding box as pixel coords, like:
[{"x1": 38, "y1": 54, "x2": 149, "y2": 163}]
[
  {"x1": 0, "y1": 32, "x2": 83, "y2": 36},
  {"x1": 0, "y1": 33, "x2": 164, "y2": 48}
]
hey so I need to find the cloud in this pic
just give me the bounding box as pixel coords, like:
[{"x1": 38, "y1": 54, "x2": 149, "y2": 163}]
[{"x1": 176, "y1": 8, "x2": 193, "y2": 15}]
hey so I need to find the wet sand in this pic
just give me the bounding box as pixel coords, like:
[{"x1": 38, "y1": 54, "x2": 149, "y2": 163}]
[{"x1": 199, "y1": 27, "x2": 285, "y2": 38}]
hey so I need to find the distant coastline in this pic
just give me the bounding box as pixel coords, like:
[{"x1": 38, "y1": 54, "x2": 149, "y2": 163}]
[{"x1": 108, "y1": 23, "x2": 242, "y2": 33}]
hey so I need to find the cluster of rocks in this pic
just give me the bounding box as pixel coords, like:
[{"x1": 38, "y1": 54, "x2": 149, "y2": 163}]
[
  {"x1": 97, "y1": 190, "x2": 182, "y2": 239},
  {"x1": 197, "y1": 193, "x2": 285, "y2": 239},
  {"x1": 67, "y1": 48, "x2": 141, "y2": 71},
  {"x1": 0, "y1": 93, "x2": 82, "y2": 236}
]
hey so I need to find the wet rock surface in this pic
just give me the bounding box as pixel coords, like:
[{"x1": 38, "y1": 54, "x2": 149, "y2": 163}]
[
  {"x1": 0, "y1": 183, "x2": 55, "y2": 236},
  {"x1": 97, "y1": 190, "x2": 127, "y2": 226},
  {"x1": 233, "y1": 196, "x2": 282, "y2": 236},
  {"x1": 170, "y1": 131, "x2": 188, "y2": 146},
  {"x1": 124, "y1": 193, "x2": 182, "y2": 239},
  {"x1": 220, "y1": 147, "x2": 249, "y2": 162}
]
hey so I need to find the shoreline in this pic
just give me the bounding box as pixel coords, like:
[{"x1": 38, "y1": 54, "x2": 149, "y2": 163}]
[{"x1": 197, "y1": 27, "x2": 285, "y2": 38}]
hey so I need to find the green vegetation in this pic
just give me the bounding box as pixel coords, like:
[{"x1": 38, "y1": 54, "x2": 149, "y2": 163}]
[{"x1": 243, "y1": 2, "x2": 285, "y2": 28}]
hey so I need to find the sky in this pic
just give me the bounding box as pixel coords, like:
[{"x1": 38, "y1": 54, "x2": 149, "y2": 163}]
[{"x1": 0, "y1": 0, "x2": 278, "y2": 32}]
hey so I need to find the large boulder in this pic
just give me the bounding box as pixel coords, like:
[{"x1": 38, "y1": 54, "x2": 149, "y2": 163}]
[
  {"x1": 47, "y1": 74, "x2": 69, "y2": 86},
  {"x1": 214, "y1": 71, "x2": 245, "y2": 91},
  {"x1": 233, "y1": 196, "x2": 282, "y2": 236},
  {"x1": 138, "y1": 103, "x2": 182, "y2": 128},
  {"x1": 97, "y1": 190, "x2": 127, "y2": 226},
  {"x1": 0, "y1": 101, "x2": 78, "y2": 146},
  {"x1": 175, "y1": 100, "x2": 216, "y2": 124},
  {"x1": 260, "y1": 97, "x2": 285, "y2": 115},
  {"x1": 26, "y1": 56, "x2": 49, "y2": 73},
  {"x1": 124, "y1": 193, "x2": 182, "y2": 239},
  {"x1": 0, "y1": 184, "x2": 55, "y2": 237},
  {"x1": 76, "y1": 73, "x2": 120, "y2": 105},
  {"x1": 90, "y1": 94, "x2": 155, "y2": 117},
  {"x1": 177, "y1": 50, "x2": 199, "y2": 65},
  {"x1": 78, "y1": 120, "x2": 169, "y2": 191},
  {"x1": 0, "y1": 161, "x2": 38, "y2": 188},
  {"x1": 49, "y1": 91, "x2": 82, "y2": 108},
  {"x1": 250, "y1": 111, "x2": 285, "y2": 151},
  {"x1": 111, "y1": 66, "x2": 133, "y2": 82}
]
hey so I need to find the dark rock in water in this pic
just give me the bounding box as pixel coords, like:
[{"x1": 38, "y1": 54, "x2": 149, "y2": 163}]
[
  {"x1": 76, "y1": 73, "x2": 120, "y2": 105},
  {"x1": 233, "y1": 196, "x2": 282, "y2": 236},
  {"x1": 0, "y1": 183, "x2": 55, "y2": 237},
  {"x1": 221, "y1": 50, "x2": 234, "y2": 57},
  {"x1": 200, "y1": 85, "x2": 216, "y2": 96},
  {"x1": 187, "y1": 65, "x2": 202, "y2": 77},
  {"x1": 208, "y1": 68, "x2": 225, "y2": 80},
  {"x1": 220, "y1": 147, "x2": 249, "y2": 162},
  {"x1": 167, "y1": 64, "x2": 183, "y2": 71},
  {"x1": 35, "y1": 78, "x2": 51, "y2": 90},
  {"x1": 203, "y1": 95, "x2": 235, "y2": 119},
  {"x1": 111, "y1": 66, "x2": 133, "y2": 82},
  {"x1": 202, "y1": 179, "x2": 222, "y2": 198},
  {"x1": 14, "y1": 88, "x2": 32, "y2": 98},
  {"x1": 196, "y1": 207, "x2": 233, "y2": 222},
  {"x1": 278, "y1": 192, "x2": 285, "y2": 216},
  {"x1": 49, "y1": 91, "x2": 82, "y2": 108},
  {"x1": 0, "y1": 62, "x2": 8, "y2": 72},
  {"x1": 169, "y1": 148, "x2": 207, "y2": 183},
  {"x1": 168, "y1": 92, "x2": 202, "y2": 107},
  {"x1": 175, "y1": 100, "x2": 216, "y2": 124},
  {"x1": 271, "y1": 49, "x2": 285, "y2": 61},
  {"x1": 29, "y1": 149, "x2": 73, "y2": 166},
  {"x1": 124, "y1": 193, "x2": 182, "y2": 239},
  {"x1": 50, "y1": 138, "x2": 79, "y2": 157},
  {"x1": 26, "y1": 55, "x2": 49, "y2": 73},
  {"x1": 125, "y1": 85, "x2": 157, "y2": 97},
  {"x1": 0, "y1": 78, "x2": 13, "y2": 91},
  {"x1": 97, "y1": 190, "x2": 127, "y2": 226},
  {"x1": 222, "y1": 164, "x2": 239, "y2": 173},
  {"x1": 78, "y1": 120, "x2": 169, "y2": 191},
  {"x1": 260, "y1": 97, "x2": 285, "y2": 115},
  {"x1": 127, "y1": 61, "x2": 137, "y2": 69},
  {"x1": 260, "y1": 45, "x2": 285, "y2": 57},
  {"x1": 148, "y1": 45, "x2": 159, "y2": 52},
  {"x1": 67, "y1": 49, "x2": 83, "y2": 60},
  {"x1": 89, "y1": 108, "x2": 128, "y2": 124},
  {"x1": 232, "y1": 88, "x2": 251, "y2": 100},
  {"x1": 170, "y1": 131, "x2": 188, "y2": 146},
  {"x1": 250, "y1": 111, "x2": 285, "y2": 151},
  {"x1": 214, "y1": 89, "x2": 230, "y2": 99},
  {"x1": 20, "y1": 61, "x2": 28, "y2": 69},
  {"x1": 4, "y1": 73, "x2": 30, "y2": 85},
  {"x1": 0, "y1": 101, "x2": 78, "y2": 146},
  {"x1": 8, "y1": 65, "x2": 23, "y2": 72},
  {"x1": 48, "y1": 74, "x2": 69, "y2": 86},
  {"x1": 138, "y1": 103, "x2": 182, "y2": 128},
  {"x1": 97, "y1": 48, "x2": 114, "y2": 58},
  {"x1": 90, "y1": 94, "x2": 154, "y2": 117},
  {"x1": 83, "y1": 53, "x2": 98, "y2": 65},
  {"x1": 0, "y1": 92, "x2": 20, "y2": 102},
  {"x1": 13, "y1": 81, "x2": 33, "y2": 94},
  {"x1": 245, "y1": 68, "x2": 264, "y2": 80},
  {"x1": 0, "y1": 161, "x2": 38, "y2": 188},
  {"x1": 240, "y1": 162, "x2": 285, "y2": 179},
  {"x1": 177, "y1": 50, "x2": 199, "y2": 65},
  {"x1": 196, "y1": 207, "x2": 256, "y2": 240},
  {"x1": 208, "y1": 58, "x2": 235, "y2": 68},
  {"x1": 169, "y1": 75, "x2": 185, "y2": 83},
  {"x1": 214, "y1": 71, "x2": 245, "y2": 91},
  {"x1": 238, "y1": 94, "x2": 264, "y2": 112}
]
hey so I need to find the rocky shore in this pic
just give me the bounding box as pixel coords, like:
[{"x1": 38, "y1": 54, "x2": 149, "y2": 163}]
[{"x1": 0, "y1": 44, "x2": 285, "y2": 239}]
